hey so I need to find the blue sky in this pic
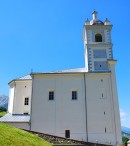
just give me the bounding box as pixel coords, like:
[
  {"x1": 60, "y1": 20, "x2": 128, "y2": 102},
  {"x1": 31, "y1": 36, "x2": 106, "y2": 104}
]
[{"x1": 0, "y1": 0, "x2": 130, "y2": 127}]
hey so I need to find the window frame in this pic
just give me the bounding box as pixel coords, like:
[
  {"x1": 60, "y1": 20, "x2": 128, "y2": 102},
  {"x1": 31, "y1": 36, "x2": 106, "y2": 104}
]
[
  {"x1": 49, "y1": 91, "x2": 54, "y2": 101},
  {"x1": 72, "y1": 91, "x2": 77, "y2": 100},
  {"x1": 24, "y1": 97, "x2": 29, "y2": 105}
]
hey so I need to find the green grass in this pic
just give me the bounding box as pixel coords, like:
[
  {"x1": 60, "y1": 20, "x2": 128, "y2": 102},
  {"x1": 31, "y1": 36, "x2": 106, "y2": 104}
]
[
  {"x1": 0, "y1": 123, "x2": 52, "y2": 146},
  {"x1": 0, "y1": 111, "x2": 7, "y2": 117}
]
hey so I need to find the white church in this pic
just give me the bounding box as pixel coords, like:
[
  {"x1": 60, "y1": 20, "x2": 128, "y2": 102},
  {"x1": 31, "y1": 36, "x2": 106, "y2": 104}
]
[{"x1": 0, "y1": 11, "x2": 121, "y2": 145}]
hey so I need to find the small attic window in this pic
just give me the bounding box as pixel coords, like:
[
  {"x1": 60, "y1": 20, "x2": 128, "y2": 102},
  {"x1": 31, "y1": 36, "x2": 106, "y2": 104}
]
[{"x1": 95, "y1": 33, "x2": 102, "y2": 42}]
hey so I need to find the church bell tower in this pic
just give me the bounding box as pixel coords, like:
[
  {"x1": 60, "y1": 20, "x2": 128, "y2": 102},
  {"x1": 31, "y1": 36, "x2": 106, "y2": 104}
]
[
  {"x1": 83, "y1": 11, "x2": 121, "y2": 146},
  {"x1": 83, "y1": 11, "x2": 113, "y2": 72}
]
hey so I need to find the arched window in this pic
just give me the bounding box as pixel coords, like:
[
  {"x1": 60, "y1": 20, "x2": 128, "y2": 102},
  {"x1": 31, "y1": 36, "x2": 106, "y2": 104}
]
[{"x1": 95, "y1": 33, "x2": 102, "y2": 42}]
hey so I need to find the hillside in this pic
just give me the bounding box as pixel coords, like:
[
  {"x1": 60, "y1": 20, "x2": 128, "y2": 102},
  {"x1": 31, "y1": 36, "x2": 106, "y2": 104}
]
[
  {"x1": 122, "y1": 126, "x2": 130, "y2": 137},
  {"x1": 0, "y1": 111, "x2": 7, "y2": 117},
  {"x1": 0, "y1": 123, "x2": 52, "y2": 146},
  {"x1": 0, "y1": 94, "x2": 8, "y2": 109}
]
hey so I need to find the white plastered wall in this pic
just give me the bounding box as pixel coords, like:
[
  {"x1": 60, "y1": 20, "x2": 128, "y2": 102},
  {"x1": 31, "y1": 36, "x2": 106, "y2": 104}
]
[
  {"x1": 8, "y1": 83, "x2": 15, "y2": 114},
  {"x1": 86, "y1": 73, "x2": 118, "y2": 145},
  {"x1": 12, "y1": 80, "x2": 32, "y2": 114},
  {"x1": 31, "y1": 74, "x2": 87, "y2": 141},
  {"x1": 30, "y1": 73, "x2": 121, "y2": 145},
  {"x1": 7, "y1": 122, "x2": 30, "y2": 130}
]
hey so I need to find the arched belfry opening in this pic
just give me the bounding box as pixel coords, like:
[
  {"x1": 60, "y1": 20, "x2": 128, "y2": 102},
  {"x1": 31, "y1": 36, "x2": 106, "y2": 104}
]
[{"x1": 95, "y1": 33, "x2": 102, "y2": 42}]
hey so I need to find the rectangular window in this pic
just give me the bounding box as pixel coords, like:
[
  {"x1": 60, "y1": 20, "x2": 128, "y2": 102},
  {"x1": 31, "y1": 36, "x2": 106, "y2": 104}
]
[
  {"x1": 49, "y1": 91, "x2": 54, "y2": 100},
  {"x1": 65, "y1": 130, "x2": 70, "y2": 138},
  {"x1": 24, "y1": 97, "x2": 29, "y2": 105},
  {"x1": 72, "y1": 91, "x2": 77, "y2": 100},
  {"x1": 105, "y1": 128, "x2": 106, "y2": 133}
]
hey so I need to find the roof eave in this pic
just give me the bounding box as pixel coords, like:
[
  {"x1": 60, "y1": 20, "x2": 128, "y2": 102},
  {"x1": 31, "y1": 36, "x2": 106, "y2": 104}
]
[{"x1": 30, "y1": 71, "x2": 111, "y2": 76}]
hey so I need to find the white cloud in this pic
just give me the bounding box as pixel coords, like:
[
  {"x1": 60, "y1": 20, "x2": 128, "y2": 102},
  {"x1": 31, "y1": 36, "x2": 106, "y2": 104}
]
[
  {"x1": 120, "y1": 109, "x2": 130, "y2": 128},
  {"x1": 120, "y1": 109, "x2": 127, "y2": 122}
]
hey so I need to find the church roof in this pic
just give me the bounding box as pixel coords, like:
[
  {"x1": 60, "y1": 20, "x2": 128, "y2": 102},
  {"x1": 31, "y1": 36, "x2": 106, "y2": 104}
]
[
  {"x1": 8, "y1": 75, "x2": 32, "y2": 84},
  {"x1": 10, "y1": 67, "x2": 110, "y2": 83},
  {"x1": 18, "y1": 74, "x2": 32, "y2": 80},
  {"x1": 31, "y1": 68, "x2": 90, "y2": 75},
  {"x1": 9, "y1": 68, "x2": 88, "y2": 84},
  {"x1": 0, "y1": 113, "x2": 30, "y2": 123},
  {"x1": 30, "y1": 67, "x2": 111, "y2": 75},
  {"x1": 17, "y1": 68, "x2": 87, "y2": 80}
]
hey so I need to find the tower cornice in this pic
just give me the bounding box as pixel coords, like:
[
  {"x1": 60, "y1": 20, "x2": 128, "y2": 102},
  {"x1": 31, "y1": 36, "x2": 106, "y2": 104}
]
[
  {"x1": 84, "y1": 25, "x2": 112, "y2": 30},
  {"x1": 108, "y1": 59, "x2": 117, "y2": 65},
  {"x1": 86, "y1": 43, "x2": 113, "y2": 47}
]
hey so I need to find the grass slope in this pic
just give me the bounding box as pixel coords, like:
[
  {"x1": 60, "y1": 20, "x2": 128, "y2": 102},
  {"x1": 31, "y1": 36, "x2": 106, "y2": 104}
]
[
  {"x1": 0, "y1": 123, "x2": 52, "y2": 146},
  {"x1": 0, "y1": 111, "x2": 7, "y2": 117}
]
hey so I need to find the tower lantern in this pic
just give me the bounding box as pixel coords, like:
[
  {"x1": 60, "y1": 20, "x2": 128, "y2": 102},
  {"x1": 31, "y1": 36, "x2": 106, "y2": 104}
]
[{"x1": 92, "y1": 10, "x2": 98, "y2": 20}]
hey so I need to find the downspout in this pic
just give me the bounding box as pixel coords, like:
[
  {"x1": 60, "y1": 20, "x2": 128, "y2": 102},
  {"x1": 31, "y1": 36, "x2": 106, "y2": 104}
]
[
  {"x1": 83, "y1": 73, "x2": 88, "y2": 142},
  {"x1": 30, "y1": 74, "x2": 34, "y2": 131}
]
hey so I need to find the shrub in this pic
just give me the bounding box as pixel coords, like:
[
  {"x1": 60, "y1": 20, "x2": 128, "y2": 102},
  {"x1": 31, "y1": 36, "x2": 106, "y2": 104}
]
[
  {"x1": 122, "y1": 136, "x2": 129, "y2": 145},
  {"x1": 0, "y1": 106, "x2": 7, "y2": 112}
]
